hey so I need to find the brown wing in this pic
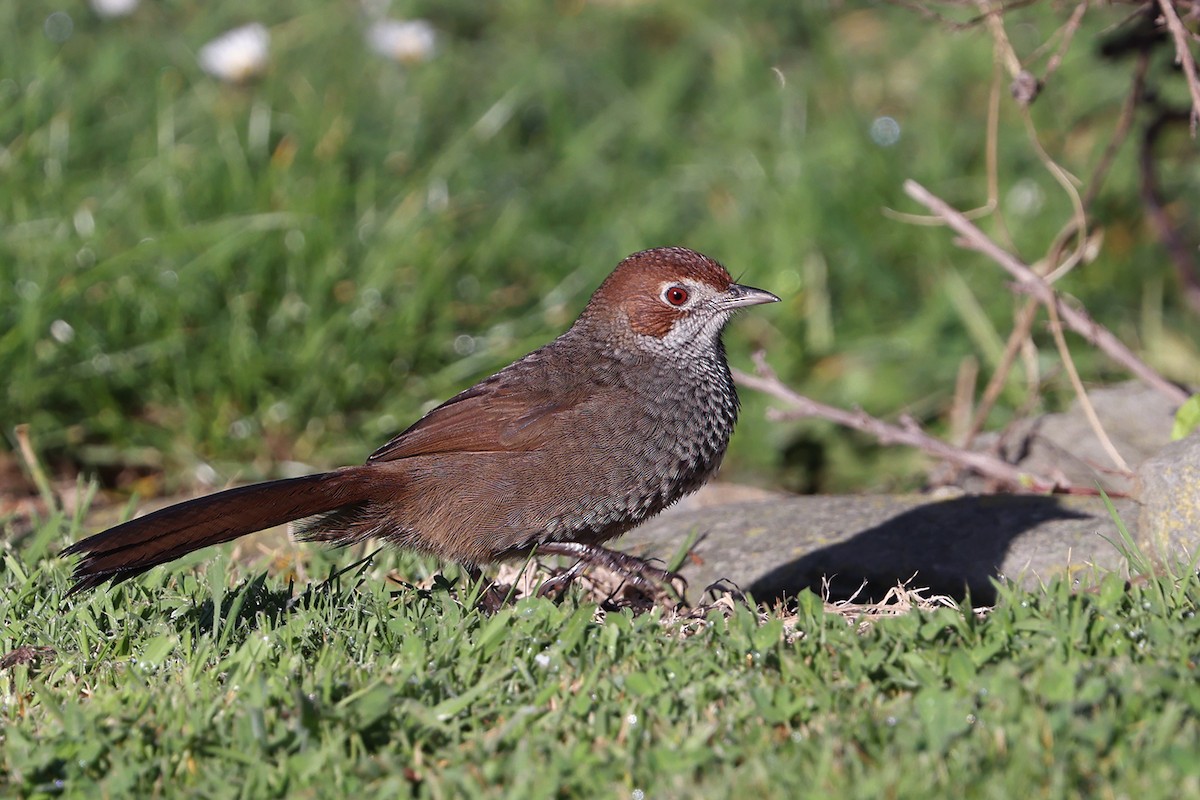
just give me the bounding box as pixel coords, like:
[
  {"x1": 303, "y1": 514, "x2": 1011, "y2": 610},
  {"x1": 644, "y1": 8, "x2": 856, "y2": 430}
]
[{"x1": 367, "y1": 373, "x2": 589, "y2": 463}]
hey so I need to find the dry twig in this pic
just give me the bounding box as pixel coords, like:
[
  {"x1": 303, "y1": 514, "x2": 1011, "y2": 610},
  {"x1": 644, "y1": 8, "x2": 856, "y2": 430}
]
[
  {"x1": 1139, "y1": 109, "x2": 1200, "y2": 314},
  {"x1": 1156, "y1": 0, "x2": 1200, "y2": 134},
  {"x1": 963, "y1": 49, "x2": 1151, "y2": 445},
  {"x1": 733, "y1": 354, "x2": 1064, "y2": 492},
  {"x1": 903, "y1": 180, "x2": 1190, "y2": 406}
]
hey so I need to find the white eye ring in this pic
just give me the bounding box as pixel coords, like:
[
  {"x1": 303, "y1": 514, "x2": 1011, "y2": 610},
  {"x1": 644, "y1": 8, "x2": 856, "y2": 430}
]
[{"x1": 661, "y1": 284, "x2": 691, "y2": 308}]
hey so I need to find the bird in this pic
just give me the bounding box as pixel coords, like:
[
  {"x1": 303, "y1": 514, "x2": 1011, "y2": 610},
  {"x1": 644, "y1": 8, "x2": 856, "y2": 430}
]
[{"x1": 62, "y1": 247, "x2": 779, "y2": 597}]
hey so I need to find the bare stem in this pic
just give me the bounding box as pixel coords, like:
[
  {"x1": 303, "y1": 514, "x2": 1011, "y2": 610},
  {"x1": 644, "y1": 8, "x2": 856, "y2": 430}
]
[
  {"x1": 1156, "y1": 0, "x2": 1200, "y2": 135},
  {"x1": 733, "y1": 356, "x2": 1063, "y2": 493},
  {"x1": 903, "y1": 179, "x2": 1190, "y2": 406}
]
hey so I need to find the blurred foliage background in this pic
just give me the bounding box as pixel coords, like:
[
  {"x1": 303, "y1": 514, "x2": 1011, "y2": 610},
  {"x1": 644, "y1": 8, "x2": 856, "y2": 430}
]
[{"x1": 2, "y1": 0, "x2": 1198, "y2": 501}]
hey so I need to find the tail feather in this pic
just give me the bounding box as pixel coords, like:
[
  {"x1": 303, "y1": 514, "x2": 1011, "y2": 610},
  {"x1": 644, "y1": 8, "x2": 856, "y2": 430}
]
[{"x1": 62, "y1": 468, "x2": 375, "y2": 596}]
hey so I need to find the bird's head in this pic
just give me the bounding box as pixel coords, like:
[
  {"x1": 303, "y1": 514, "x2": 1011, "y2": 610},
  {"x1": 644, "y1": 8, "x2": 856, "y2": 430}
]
[{"x1": 579, "y1": 247, "x2": 779, "y2": 357}]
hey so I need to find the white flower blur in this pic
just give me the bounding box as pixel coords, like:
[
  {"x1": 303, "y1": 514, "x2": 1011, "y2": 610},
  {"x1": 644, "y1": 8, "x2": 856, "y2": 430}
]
[
  {"x1": 50, "y1": 319, "x2": 75, "y2": 344},
  {"x1": 90, "y1": 0, "x2": 139, "y2": 18},
  {"x1": 367, "y1": 19, "x2": 437, "y2": 64},
  {"x1": 198, "y1": 23, "x2": 270, "y2": 83}
]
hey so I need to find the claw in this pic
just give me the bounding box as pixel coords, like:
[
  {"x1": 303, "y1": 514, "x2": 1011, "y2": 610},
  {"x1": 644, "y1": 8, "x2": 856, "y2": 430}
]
[
  {"x1": 530, "y1": 541, "x2": 689, "y2": 604},
  {"x1": 536, "y1": 560, "x2": 586, "y2": 599}
]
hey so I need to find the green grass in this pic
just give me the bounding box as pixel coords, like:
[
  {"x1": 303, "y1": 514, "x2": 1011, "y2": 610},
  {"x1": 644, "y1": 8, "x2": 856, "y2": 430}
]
[
  {"x1": 4, "y1": 499, "x2": 1200, "y2": 797},
  {"x1": 3, "y1": 1, "x2": 1198, "y2": 494},
  {"x1": 6, "y1": 5, "x2": 1200, "y2": 794}
]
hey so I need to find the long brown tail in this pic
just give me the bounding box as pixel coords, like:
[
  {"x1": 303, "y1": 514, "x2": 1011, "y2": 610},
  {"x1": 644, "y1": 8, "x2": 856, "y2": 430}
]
[{"x1": 62, "y1": 467, "x2": 377, "y2": 596}]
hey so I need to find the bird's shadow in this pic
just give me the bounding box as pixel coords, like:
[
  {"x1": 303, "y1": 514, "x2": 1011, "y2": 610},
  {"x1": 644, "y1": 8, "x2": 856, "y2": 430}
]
[
  {"x1": 744, "y1": 495, "x2": 1090, "y2": 606},
  {"x1": 171, "y1": 572, "x2": 295, "y2": 638},
  {"x1": 169, "y1": 548, "x2": 431, "y2": 639}
]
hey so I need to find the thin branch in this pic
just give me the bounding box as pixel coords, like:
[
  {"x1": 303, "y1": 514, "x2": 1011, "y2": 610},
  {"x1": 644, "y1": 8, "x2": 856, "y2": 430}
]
[
  {"x1": 904, "y1": 180, "x2": 1190, "y2": 406},
  {"x1": 1043, "y1": 296, "x2": 1131, "y2": 472},
  {"x1": 884, "y1": 0, "x2": 1043, "y2": 32},
  {"x1": 1038, "y1": 48, "x2": 1149, "y2": 284},
  {"x1": 1139, "y1": 108, "x2": 1200, "y2": 315},
  {"x1": 949, "y1": 355, "x2": 979, "y2": 444},
  {"x1": 980, "y1": 0, "x2": 1024, "y2": 78},
  {"x1": 1082, "y1": 48, "x2": 1150, "y2": 212},
  {"x1": 881, "y1": 64, "x2": 1003, "y2": 229},
  {"x1": 1156, "y1": 0, "x2": 1200, "y2": 135},
  {"x1": 961, "y1": 298, "x2": 1039, "y2": 446},
  {"x1": 1039, "y1": 1, "x2": 1089, "y2": 88},
  {"x1": 963, "y1": 50, "x2": 1151, "y2": 445},
  {"x1": 985, "y1": 49, "x2": 1014, "y2": 249},
  {"x1": 733, "y1": 356, "x2": 1064, "y2": 494}
]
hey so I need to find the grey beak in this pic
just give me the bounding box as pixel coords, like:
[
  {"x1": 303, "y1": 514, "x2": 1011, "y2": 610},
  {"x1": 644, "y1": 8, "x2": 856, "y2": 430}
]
[{"x1": 723, "y1": 283, "x2": 781, "y2": 309}]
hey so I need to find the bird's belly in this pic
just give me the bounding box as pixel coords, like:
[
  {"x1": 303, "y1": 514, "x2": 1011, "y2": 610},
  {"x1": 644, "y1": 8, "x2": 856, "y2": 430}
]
[{"x1": 390, "y1": 431, "x2": 724, "y2": 561}]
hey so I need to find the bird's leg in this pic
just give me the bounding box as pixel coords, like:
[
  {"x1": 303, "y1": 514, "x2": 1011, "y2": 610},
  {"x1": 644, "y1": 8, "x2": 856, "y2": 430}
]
[
  {"x1": 533, "y1": 541, "x2": 688, "y2": 599},
  {"x1": 457, "y1": 563, "x2": 514, "y2": 614}
]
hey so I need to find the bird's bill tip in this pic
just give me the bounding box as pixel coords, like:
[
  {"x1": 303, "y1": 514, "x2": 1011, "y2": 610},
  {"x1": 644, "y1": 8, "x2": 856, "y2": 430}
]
[{"x1": 725, "y1": 283, "x2": 781, "y2": 308}]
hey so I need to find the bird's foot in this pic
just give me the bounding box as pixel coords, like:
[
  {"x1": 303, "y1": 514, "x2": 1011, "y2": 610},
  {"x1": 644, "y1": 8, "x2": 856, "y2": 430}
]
[{"x1": 532, "y1": 541, "x2": 688, "y2": 603}]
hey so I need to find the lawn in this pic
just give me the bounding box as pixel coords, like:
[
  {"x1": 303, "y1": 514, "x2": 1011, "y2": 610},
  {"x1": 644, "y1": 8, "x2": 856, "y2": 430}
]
[{"x1": 5, "y1": 504, "x2": 1200, "y2": 797}]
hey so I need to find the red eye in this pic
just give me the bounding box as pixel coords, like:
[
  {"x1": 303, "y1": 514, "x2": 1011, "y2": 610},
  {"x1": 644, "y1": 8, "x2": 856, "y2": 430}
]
[{"x1": 664, "y1": 286, "x2": 689, "y2": 306}]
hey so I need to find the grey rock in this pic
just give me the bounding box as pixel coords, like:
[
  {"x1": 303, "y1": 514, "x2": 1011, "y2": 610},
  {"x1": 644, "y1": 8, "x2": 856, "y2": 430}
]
[
  {"x1": 620, "y1": 489, "x2": 1138, "y2": 605},
  {"x1": 959, "y1": 382, "x2": 1176, "y2": 495},
  {"x1": 620, "y1": 390, "x2": 1197, "y2": 607},
  {"x1": 1137, "y1": 431, "x2": 1200, "y2": 557}
]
